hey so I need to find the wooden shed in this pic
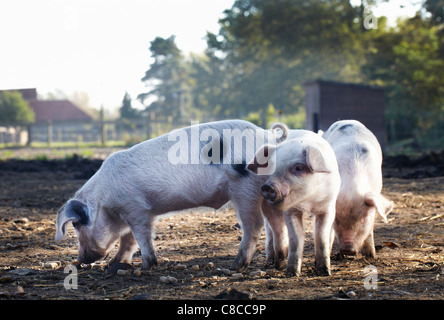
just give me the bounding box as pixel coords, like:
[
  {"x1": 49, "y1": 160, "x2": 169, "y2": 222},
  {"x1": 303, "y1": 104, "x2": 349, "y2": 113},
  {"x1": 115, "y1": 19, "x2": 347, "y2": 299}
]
[{"x1": 305, "y1": 80, "x2": 386, "y2": 147}]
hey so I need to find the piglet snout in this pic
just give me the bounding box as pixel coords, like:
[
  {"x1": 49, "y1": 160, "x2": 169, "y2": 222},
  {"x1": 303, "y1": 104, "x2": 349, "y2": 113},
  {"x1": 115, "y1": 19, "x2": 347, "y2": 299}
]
[
  {"x1": 340, "y1": 242, "x2": 357, "y2": 256},
  {"x1": 261, "y1": 182, "x2": 287, "y2": 204},
  {"x1": 261, "y1": 183, "x2": 277, "y2": 201},
  {"x1": 78, "y1": 248, "x2": 106, "y2": 265}
]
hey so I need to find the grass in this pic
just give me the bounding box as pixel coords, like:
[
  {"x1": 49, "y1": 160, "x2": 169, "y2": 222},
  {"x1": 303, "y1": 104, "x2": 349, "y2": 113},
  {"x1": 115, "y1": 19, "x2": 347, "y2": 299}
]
[
  {"x1": 384, "y1": 137, "x2": 444, "y2": 157},
  {"x1": 0, "y1": 142, "x2": 127, "y2": 161},
  {"x1": 28, "y1": 140, "x2": 128, "y2": 148},
  {"x1": 0, "y1": 149, "x2": 15, "y2": 159},
  {"x1": 0, "y1": 139, "x2": 135, "y2": 150},
  {"x1": 0, "y1": 137, "x2": 441, "y2": 161}
]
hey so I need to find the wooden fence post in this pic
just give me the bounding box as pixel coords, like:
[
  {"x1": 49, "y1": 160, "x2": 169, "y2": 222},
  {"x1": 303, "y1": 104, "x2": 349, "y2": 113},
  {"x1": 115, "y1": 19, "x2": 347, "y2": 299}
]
[
  {"x1": 47, "y1": 120, "x2": 53, "y2": 146},
  {"x1": 27, "y1": 124, "x2": 32, "y2": 146},
  {"x1": 100, "y1": 106, "x2": 106, "y2": 146}
]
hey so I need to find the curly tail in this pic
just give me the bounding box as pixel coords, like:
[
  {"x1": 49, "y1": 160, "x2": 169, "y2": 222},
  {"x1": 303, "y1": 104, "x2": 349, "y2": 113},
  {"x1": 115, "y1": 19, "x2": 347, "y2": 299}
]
[{"x1": 270, "y1": 122, "x2": 289, "y2": 144}]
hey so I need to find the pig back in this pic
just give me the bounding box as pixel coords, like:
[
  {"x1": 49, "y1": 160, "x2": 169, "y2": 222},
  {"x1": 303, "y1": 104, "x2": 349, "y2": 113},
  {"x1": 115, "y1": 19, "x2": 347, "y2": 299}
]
[
  {"x1": 95, "y1": 139, "x2": 230, "y2": 213},
  {"x1": 323, "y1": 120, "x2": 383, "y2": 195}
]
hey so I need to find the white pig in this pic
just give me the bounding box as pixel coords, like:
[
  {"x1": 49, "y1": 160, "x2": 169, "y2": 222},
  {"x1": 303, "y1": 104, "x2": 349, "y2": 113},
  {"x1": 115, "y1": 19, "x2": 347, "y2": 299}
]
[
  {"x1": 247, "y1": 130, "x2": 341, "y2": 276},
  {"x1": 55, "y1": 120, "x2": 290, "y2": 271},
  {"x1": 323, "y1": 120, "x2": 394, "y2": 257}
]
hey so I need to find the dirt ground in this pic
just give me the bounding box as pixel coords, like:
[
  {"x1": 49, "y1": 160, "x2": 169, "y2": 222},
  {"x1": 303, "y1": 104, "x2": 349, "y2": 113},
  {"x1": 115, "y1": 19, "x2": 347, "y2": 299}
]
[{"x1": 0, "y1": 149, "x2": 443, "y2": 300}]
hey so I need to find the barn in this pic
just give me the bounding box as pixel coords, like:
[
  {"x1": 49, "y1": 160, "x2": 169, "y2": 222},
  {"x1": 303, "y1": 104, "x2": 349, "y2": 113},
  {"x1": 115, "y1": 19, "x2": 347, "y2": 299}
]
[
  {"x1": 0, "y1": 88, "x2": 95, "y2": 144},
  {"x1": 304, "y1": 80, "x2": 386, "y2": 148}
]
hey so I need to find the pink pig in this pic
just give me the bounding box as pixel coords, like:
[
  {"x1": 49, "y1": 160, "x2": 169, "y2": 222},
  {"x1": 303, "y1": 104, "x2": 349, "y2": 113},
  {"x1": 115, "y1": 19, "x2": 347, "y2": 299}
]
[
  {"x1": 247, "y1": 130, "x2": 341, "y2": 276},
  {"x1": 323, "y1": 120, "x2": 394, "y2": 257}
]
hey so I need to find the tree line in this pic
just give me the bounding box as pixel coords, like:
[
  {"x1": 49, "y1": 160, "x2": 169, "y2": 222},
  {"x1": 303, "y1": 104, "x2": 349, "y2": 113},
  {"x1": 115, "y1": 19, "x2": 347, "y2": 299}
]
[
  {"x1": 2, "y1": 1, "x2": 442, "y2": 149},
  {"x1": 119, "y1": 0, "x2": 443, "y2": 148}
]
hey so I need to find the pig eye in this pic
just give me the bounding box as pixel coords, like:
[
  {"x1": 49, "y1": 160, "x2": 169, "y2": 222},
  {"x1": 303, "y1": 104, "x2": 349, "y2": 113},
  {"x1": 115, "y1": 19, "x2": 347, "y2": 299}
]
[
  {"x1": 290, "y1": 163, "x2": 306, "y2": 175},
  {"x1": 72, "y1": 221, "x2": 82, "y2": 229}
]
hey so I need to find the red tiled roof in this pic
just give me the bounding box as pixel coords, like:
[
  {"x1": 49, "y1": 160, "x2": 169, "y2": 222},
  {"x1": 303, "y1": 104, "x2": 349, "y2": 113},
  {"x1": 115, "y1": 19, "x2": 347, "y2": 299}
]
[
  {"x1": 1, "y1": 88, "x2": 94, "y2": 122},
  {"x1": 29, "y1": 100, "x2": 93, "y2": 122}
]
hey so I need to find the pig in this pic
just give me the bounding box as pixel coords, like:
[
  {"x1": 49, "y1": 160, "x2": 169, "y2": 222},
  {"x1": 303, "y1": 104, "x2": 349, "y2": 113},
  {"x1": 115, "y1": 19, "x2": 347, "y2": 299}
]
[
  {"x1": 55, "y1": 120, "x2": 289, "y2": 272},
  {"x1": 322, "y1": 120, "x2": 394, "y2": 258},
  {"x1": 247, "y1": 130, "x2": 341, "y2": 276}
]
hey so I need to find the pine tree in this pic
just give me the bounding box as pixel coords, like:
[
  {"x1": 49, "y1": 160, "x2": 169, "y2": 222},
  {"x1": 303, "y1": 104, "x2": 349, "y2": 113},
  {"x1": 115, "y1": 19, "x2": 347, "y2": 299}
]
[{"x1": 119, "y1": 92, "x2": 139, "y2": 119}]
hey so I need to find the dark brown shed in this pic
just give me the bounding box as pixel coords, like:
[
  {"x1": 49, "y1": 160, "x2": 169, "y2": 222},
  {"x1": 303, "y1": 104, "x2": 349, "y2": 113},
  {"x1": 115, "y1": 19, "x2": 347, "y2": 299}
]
[{"x1": 305, "y1": 80, "x2": 386, "y2": 148}]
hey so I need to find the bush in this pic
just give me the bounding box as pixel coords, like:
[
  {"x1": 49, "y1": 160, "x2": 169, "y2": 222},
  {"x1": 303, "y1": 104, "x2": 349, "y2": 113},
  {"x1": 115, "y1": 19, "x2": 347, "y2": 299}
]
[{"x1": 0, "y1": 91, "x2": 35, "y2": 123}]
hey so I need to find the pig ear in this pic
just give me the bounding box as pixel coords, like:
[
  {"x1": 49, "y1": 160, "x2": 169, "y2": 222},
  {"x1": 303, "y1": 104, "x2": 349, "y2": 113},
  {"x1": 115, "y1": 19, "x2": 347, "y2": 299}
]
[
  {"x1": 305, "y1": 146, "x2": 331, "y2": 173},
  {"x1": 246, "y1": 144, "x2": 276, "y2": 175},
  {"x1": 364, "y1": 193, "x2": 394, "y2": 223},
  {"x1": 55, "y1": 200, "x2": 89, "y2": 242}
]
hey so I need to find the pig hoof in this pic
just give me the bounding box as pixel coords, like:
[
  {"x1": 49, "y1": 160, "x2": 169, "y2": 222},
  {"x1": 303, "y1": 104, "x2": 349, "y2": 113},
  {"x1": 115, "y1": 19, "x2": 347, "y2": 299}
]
[
  {"x1": 362, "y1": 249, "x2": 376, "y2": 259},
  {"x1": 142, "y1": 256, "x2": 158, "y2": 269},
  {"x1": 315, "y1": 266, "x2": 331, "y2": 276},
  {"x1": 286, "y1": 268, "x2": 301, "y2": 277},
  {"x1": 230, "y1": 257, "x2": 249, "y2": 272}
]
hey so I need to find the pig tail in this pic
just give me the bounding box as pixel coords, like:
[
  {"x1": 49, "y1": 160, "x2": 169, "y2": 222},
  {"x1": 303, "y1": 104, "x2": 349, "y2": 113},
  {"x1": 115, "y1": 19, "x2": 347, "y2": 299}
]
[{"x1": 270, "y1": 123, "x2": 289, "y2": 144}]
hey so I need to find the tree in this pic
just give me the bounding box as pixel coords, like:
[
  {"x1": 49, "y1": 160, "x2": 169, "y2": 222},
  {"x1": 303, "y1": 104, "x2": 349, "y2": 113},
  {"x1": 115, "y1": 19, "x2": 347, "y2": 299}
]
[
  {"x1": 137, "y1": 0, "x2": 444, "y2": 145},
  {"x1": 138, "y1": 36, "x2": 193, "y2": 122},
  {"x1": 205, "y1": 0, "x2": 366, "y2": 118},
  {"x1": 363, "y1": 15, "x2": 444, "y2": 143},
  {"x1": 424, "y1": 0, "x2": 444, "y2": 24},
  {"x1": 189, "y1": 49, "x2": 234, "y2": 120},
  {"x1": 119, "y1": 92, "x2": 139, "y2": 119},
  {"x1": 0, "y1": 91, "x2": 35, "y2": 123}
]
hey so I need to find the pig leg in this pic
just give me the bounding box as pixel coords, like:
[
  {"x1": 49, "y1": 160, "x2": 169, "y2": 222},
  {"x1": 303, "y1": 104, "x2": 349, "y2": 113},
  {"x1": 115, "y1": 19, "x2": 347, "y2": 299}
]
[
  {"x1": 110, "y1": 231, "x2": 138, "y2": 265},
  {"x1": 314, "y1": 208, "x2": 335, "y2": 276},
  {"x1": 264, "y1": 219, "x2": 275, "y2": 266},
  {"x1": 329, "y1": 228, "x2": 336, "y2": 254},
  {"x1": 361, "y1": 231, "x2": 376, "y2": 258},
  {"x1": 285, "y1": 209, "x2": 304, "y2": 277},
  {"x1": 124, "y1": 211, "x2": 158, "y2": 269},
  {"x1": 262, "y1": 202, "x2": 288, "y2": 269},
  {"x1": 230, "y1": 197, "x2": 264, "y2": 271},
  {"x1": 107, "y1": 231, "x2": 139, "y2": 273}
]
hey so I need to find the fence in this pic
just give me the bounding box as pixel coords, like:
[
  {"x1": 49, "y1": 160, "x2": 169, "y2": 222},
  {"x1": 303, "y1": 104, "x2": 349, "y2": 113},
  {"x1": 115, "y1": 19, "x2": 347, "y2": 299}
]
[{"x1": 0, "y1": 118, "x2": 189, "y2": 147}]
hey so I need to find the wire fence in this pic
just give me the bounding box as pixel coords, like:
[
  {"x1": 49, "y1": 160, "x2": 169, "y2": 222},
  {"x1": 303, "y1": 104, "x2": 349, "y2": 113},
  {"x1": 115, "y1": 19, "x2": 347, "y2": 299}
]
[{"x1": 0, "y1": 118, "x2": 189, "y2": 147}]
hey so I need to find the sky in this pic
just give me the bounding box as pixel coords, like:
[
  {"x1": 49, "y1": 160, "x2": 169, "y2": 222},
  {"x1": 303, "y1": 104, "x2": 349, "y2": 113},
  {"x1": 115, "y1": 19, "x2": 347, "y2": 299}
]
[
  {"x1": 0, "y1": 0, "x2": 234, "y2": 111},
  {"x1": 0, "y1": 0, "x2": 423, "y2": 113}
]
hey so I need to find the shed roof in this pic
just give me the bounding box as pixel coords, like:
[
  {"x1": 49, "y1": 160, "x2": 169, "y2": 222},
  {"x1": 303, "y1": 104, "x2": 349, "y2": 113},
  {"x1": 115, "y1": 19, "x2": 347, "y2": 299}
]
[
  {"x1": 0, "y1": 88, "x2": 38, "y2": 100},
  {"x1": 1, "y1": 88, "x2": 94, "y2": 122},
  {"x1": 305, "y1": 80, "x2": 384, "y2": 91},
  {"x1": 29, "y1": 100, "x2": 93, "y2": 122}
]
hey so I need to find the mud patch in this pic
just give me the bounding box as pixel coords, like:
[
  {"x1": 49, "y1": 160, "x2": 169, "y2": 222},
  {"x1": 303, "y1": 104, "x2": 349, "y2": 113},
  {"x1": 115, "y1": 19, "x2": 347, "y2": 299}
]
[{"x1": 0, "y1": 151, "x2": 443, "y2": 300}]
